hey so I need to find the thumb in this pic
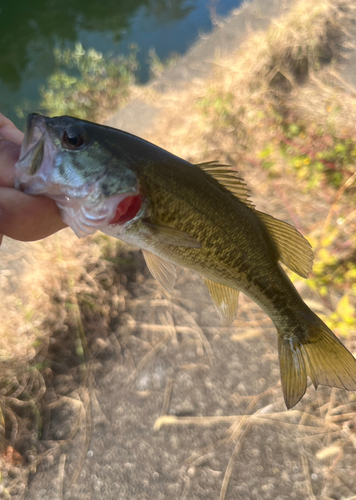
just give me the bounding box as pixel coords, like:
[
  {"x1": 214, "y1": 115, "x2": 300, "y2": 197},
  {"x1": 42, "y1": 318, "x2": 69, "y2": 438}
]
[
  {"x1": 0, "y1": 188, "x2": 66, "y2": 242},
  {"x1": 0, "y1": 113, "x2": 24, "y2": 145}
]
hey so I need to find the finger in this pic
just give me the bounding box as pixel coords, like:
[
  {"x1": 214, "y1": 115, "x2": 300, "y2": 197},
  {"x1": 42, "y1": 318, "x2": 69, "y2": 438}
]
[
  {"x1": 0, "y1": 188, "x2": 67, "y2": 241},
  {"x1": 0, "y1": 113, "x2": 24, "y2": 145},
  {"x1": 0, "y1": 134, "x2": 20, "y2": 187}
]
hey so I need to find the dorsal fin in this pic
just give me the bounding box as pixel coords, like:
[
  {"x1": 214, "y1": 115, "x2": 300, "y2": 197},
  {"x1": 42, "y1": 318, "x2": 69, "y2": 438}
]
[
  {"x1": 255, "y1": 211, "x2": 314, "y2": 278},
  {"x1": 196, "y1": 162, "x2": 313, "y2": 279},
  {"x1": 204, "y1": 278, "x2": 240, "y2": 325},
  {"x1": 196, "y1": 161, "x2": 254, "y2": 208}
]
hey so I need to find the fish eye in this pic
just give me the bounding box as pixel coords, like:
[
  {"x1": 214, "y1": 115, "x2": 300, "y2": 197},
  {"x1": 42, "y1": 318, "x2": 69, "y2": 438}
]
[{"x1": 62, "y1": 129, "x2": 86, "y2": 150}]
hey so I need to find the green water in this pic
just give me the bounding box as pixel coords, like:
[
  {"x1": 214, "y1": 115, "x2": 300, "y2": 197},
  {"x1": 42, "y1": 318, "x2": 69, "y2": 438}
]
[{"x1": 0, "y1": 0, "x2": 243, "y2": 129}]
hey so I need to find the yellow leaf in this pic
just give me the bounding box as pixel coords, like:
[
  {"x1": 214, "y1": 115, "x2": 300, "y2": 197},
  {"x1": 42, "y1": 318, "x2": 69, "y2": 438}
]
[{"x1": 336, "y1": 294, "x2": 353, "y2": 316}]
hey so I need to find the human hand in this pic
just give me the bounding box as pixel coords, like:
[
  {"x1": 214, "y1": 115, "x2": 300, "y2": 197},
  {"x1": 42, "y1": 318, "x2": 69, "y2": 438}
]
[{"x1": 0, "y1": 113, "x2": 66, "y2": 244}]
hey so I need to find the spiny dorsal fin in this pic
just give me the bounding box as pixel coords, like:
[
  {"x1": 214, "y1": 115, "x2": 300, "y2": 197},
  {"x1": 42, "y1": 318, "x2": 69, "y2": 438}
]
[
  {"x1": 196, "y1": 161, "x2": 254, "y2": 208},
  {"x1": 204, "y1": 278, "x2": 240, "y2": 325},
  {"x1": 255, "y1": 211, "x2": 314, "y2": 278},
  {"x1": 142, "y1": 250, "x2": 177, "y2": 292}
]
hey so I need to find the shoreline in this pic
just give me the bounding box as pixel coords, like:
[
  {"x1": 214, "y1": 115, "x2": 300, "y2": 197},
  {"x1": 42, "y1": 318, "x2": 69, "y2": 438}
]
[{"x1": 106, "y1": 0, "x2": 294, "y2": 138}]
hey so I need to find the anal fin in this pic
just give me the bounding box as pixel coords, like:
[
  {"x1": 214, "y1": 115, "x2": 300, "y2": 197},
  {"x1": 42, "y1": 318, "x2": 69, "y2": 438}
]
[
  {"x1": 204, "y1": 278, "x2": 239, "y2": 325},
  {"x1": 142, "y1": 250, "x2": 177, "y2": 292}
]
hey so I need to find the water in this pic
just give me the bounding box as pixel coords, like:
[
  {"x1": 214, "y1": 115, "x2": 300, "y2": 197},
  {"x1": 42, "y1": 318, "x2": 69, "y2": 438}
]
[{"x1": 0, "y1": 0, "x2": 243, "y2": 129}]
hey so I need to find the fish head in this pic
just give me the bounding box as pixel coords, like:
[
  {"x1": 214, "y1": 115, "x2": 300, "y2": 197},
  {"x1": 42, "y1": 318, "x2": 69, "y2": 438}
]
[{"x1": 15, "y1": 114, "x2": 143, "y2": 237}]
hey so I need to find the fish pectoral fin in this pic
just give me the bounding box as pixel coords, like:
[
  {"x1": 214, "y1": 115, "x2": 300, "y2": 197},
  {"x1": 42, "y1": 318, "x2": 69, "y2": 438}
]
[
  {"x1": 143, "y1": 221, "x2": 202, "y2": 248},
  {"x1": 142, "y1": 250, "x2": 177, "y2": 292},
  {"x1": 255, "y1": 211, "x2": 314, "y2": 278},
  {"x1": 204, "y1": 278, "x2": 239, "y2": 326}
]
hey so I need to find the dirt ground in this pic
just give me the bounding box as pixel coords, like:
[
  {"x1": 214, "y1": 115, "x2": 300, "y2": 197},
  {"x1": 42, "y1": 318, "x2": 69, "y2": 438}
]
[{"x1": 23, "y1": 248, "x2": 356, "y2": 500}]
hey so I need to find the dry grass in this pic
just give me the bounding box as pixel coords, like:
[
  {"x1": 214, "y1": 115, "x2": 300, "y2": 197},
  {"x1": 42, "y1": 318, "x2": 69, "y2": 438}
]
[
  {"x1": 146, "y1": 0, "x2": 356, "y2": 168},
  {"x1": 1, "y1": 0, "x2": 356, "y2": 497},
  {"x1": 154, "y1": 386, "x2": 356, "y2": 499},
  {"x1": 0, "y1": 231, "x2": 98, "y2": 497}
]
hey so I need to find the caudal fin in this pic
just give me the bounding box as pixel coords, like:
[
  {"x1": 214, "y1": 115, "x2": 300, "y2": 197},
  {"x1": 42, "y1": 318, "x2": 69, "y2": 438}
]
[{"x1": 278, "y1": 321, "x2": 356, "y2": 409}]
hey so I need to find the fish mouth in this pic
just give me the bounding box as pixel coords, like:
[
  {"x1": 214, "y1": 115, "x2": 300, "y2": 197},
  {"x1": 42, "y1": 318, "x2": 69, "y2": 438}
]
[
  {"x1": 15, "y1": 114, "x2": 57, "y2": 194},
  {"x1": 29, "y1": 137, "x2": 44, "y2": 175},
  {"x1": 21, "y1": 113, "x2": 46, "y2": 159}
]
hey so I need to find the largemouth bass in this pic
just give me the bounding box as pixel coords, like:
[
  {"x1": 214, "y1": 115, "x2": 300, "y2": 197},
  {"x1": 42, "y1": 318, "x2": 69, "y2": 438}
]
[{"x1": 15, "y1": 114, "x2": 356, "y2": 409}]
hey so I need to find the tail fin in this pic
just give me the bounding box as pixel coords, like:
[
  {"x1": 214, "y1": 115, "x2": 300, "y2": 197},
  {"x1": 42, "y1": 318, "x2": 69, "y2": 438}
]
[{"x1": 278, "y1": 320, "x2": 356, "y2": 409}]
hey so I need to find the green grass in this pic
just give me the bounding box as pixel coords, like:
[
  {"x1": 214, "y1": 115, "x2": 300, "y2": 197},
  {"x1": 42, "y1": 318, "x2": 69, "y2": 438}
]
[{"x1": 16, "y1": 43, "x2": 138, "y2": 122}]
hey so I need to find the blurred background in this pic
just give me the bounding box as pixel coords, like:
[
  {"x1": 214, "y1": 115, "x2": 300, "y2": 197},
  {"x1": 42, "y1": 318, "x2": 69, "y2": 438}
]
[{"x1": 0, "y1": 0, "x2": 242, "y2": 128}]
